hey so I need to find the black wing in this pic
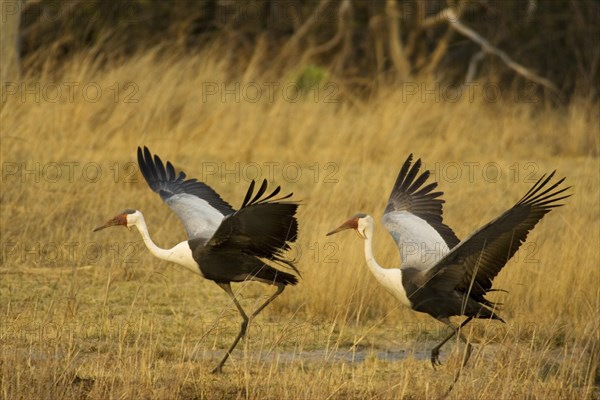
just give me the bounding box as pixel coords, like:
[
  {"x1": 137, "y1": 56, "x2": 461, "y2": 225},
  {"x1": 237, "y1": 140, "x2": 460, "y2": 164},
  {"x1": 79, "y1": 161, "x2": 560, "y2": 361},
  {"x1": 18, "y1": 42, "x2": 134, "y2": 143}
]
[
  {"x1": 196, "y1": 180, "x2": 300, "y2": 284},
  {"x1": 137, "y1": 146, "x2": 235, "y2": 215},
  {"x1": 383, "y1": 154, "x2": 460, "y2": 249},
  {"x1": 422, "y1": 171, "x2": 571, "y2": 306}
]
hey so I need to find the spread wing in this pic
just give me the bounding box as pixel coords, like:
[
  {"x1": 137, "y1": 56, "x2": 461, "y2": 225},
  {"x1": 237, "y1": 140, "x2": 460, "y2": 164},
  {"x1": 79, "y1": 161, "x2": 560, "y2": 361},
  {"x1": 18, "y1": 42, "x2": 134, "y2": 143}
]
[
  {"x1": 196, "y1": 180, "x2": 300, "y2": 283},
  {"x1": 421, "y1": 171, "x2": 571, "y2": 306},
  {"x1": 137, "y1": 146, "x2": 235, "y2": 240},
  {"x1": 382, "y1": 154, "x2": 460, "y2": 270}
]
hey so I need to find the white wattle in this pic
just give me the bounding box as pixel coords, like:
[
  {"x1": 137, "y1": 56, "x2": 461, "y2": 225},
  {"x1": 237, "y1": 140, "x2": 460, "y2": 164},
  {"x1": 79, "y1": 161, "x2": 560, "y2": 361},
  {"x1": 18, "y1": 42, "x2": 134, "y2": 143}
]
[
  {"x1": 133, "y1": 215, "x2": 201, "y2": 276},
  {"x1": 363, "y1": 223, "x2": 412, "y2": 308}
]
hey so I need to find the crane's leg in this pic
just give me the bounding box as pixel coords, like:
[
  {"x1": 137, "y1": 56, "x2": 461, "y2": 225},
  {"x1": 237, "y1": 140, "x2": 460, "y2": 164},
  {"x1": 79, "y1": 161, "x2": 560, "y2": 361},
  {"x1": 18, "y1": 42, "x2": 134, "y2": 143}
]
[
  {"x1": 212, "y1": 283, "x2": 249, "y2": 374},
  {"x1": 211, "y1": 283, "x2": 285, "y2": 373},
  {"x1": 250, "y1": 283, "x2": 285, "y2": 319},
  {"x1": 430, "y1": 316, "x2": 473, "y2": 369}
]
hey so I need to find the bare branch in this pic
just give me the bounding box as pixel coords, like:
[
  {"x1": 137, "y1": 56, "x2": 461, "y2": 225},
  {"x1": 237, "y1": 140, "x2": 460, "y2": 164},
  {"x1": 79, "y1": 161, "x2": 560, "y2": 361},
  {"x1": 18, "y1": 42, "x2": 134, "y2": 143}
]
[
  {"x1": 444, "y1": 8, "x2": 560, "y2": 93},
  {"x1": 1, "y1": 0, "x2": 25, "y2": 81},
  {"x1": 421, "y1": 6, "x2": 560, "y2": 93},
  {"x1": 307, "y1": 0, "x2": 351, "y2": 58},
  {"x1": 279, "y1": 0, "x2": 332, "y2": 60},
  {"x1": 465, "y1": 51, "x2": 485, "y2": 83},
  {"x1": 386, "y1": 0, "x2": 410, "y2": 80}
]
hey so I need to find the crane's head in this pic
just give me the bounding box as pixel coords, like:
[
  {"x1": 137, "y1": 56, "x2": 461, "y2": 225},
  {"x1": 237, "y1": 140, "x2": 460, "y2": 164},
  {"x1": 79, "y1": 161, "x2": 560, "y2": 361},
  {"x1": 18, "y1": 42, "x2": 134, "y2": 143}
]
[
  {"x1": 326, "y1": 213, "x2": 372, "y2": 239},
  {"x1": 93, "y1": 209, "x2": 141, "y2": 232}
]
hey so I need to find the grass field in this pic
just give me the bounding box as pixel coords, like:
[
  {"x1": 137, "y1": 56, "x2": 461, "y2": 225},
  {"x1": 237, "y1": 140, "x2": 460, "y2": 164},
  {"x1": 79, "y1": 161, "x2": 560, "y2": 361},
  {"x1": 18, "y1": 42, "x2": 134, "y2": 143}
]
[{"x1": 1, "y1": 48, "x2": 599, "y2": 399}]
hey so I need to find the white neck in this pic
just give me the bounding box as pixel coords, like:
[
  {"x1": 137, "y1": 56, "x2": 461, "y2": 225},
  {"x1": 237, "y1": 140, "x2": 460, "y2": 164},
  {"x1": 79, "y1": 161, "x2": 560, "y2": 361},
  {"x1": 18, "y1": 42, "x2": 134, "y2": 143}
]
[
  {"x1": 133, "y1": 215, "x2": 170, "y2": 260},
  {"x1": 363, "y1": 228, "x2": 388, "y2": 281},
  {"x1": 362, "y1": 220, "x2": 411, "y2": 307},
  {"x1": 132, "y1": 215, "x2": 200, "y2": 275}
]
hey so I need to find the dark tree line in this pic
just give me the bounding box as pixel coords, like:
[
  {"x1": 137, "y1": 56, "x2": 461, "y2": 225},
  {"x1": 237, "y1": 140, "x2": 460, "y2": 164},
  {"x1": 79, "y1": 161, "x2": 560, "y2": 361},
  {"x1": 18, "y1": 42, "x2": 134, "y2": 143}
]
[{"x1": 6, "y1": 0, "x2": 599, "y2": 100}]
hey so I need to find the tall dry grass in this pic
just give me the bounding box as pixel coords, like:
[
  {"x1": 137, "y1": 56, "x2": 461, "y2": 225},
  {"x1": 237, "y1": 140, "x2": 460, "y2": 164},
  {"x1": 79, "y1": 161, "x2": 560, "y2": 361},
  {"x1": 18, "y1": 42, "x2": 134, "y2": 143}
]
[{"x1": 1, "y1": 45, "x2": 598, "y2": 399}]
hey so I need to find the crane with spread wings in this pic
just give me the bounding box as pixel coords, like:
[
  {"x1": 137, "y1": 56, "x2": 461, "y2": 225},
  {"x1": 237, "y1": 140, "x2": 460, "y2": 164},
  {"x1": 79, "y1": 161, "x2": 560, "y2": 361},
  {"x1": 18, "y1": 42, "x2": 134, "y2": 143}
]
[
  {"x1": 327, "y1": 155, "x2": 570, "y2": 368},
  {"x1": 94, "y1": 147, "x2": 300, "y2": 373}
]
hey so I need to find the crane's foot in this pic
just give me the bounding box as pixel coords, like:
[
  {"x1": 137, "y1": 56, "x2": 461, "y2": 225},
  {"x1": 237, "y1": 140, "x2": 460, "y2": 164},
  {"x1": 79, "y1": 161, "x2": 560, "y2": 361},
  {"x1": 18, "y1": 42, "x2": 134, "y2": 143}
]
[
  {"x1": 211, "y1": 364, "x2": 224, "y2": 374},
  {"x1": 430, "y1": 347, "x2": 442, "y2": 370}
]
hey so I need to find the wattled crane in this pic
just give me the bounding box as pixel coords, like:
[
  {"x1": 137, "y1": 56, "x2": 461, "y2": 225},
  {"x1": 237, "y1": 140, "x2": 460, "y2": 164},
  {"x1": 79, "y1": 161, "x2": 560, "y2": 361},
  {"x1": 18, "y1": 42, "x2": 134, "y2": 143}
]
[
  {"x1": 94, "y1": 147, "x2": 300, "y2": 373},
  {"x1": 327, "y1": 154, "x2": 570, "y2": 368}
]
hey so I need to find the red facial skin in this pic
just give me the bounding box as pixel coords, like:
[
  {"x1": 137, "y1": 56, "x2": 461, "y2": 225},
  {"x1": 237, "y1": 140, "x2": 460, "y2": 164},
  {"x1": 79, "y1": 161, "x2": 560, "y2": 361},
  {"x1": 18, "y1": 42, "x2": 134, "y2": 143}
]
[{"x1": 93, "y1": 213, "x2": 128, "y2": 232}]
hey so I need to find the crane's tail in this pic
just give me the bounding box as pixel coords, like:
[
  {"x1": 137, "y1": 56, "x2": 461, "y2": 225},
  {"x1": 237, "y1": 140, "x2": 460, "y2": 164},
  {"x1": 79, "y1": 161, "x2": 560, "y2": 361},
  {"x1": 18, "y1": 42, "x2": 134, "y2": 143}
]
[
  {"x1": 475, "y1": 305, "x2": 505, "y2": 323},
  {"x1": 250, "y1": 264, "x2": 299, "y2": 286}
]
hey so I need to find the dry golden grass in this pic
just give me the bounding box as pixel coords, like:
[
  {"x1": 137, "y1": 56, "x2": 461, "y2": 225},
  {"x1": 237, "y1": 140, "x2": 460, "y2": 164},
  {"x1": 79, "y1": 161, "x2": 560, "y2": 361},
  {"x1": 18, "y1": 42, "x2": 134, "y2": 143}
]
[{"x1": 1, "y1": 47, "x2": 598, "y2": 399}]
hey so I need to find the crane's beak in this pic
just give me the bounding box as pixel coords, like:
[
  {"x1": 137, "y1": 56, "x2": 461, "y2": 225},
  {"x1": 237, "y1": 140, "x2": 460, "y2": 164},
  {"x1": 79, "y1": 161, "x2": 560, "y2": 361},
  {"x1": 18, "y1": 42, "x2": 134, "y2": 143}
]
[
  {"x1": 326, "y1": 218, "x2": 360, "y2": 237},
  {"x1": 93, "y1": 214, "x2": 127, "y2": 232}
]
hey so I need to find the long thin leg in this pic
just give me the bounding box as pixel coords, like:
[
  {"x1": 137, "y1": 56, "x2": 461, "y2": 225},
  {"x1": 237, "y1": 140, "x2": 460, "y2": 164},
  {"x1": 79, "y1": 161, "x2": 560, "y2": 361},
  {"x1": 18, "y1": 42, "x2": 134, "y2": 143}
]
[
  {"x1": 212, "y1": 283, "x2": 249, "y2": 374},
  {"x1": 456, "y1": 317, "x2": 474, "y2": 369},
  {"x1": 250, "y1": 283, "x2": 285, "y2": 319},
  {"x1": 430, "y1": 316, "x2": 473, "y2": 369},
  {"x1": 437, "y1": 317, "x2": 475, "y2": 397},
  {"x1": 211, "y1": 283, "x2": 286, "y2": 373}
]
